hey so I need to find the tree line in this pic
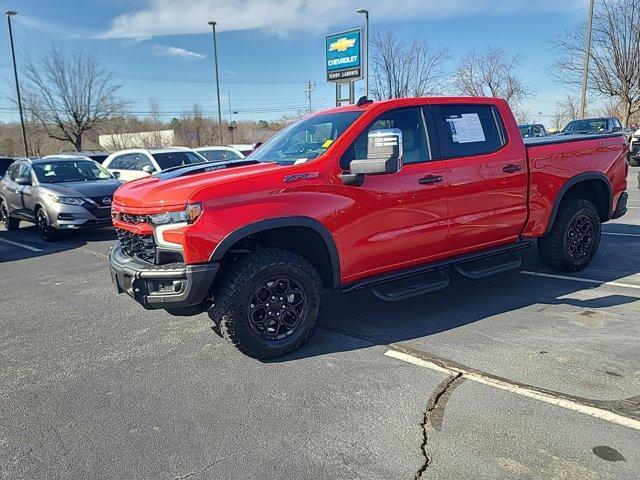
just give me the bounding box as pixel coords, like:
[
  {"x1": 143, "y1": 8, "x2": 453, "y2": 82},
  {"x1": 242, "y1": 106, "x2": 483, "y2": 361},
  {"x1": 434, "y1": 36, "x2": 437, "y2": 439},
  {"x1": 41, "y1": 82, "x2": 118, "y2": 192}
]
[{"x1": 1, "y1": 0, "x2": 638, "y2": 156}]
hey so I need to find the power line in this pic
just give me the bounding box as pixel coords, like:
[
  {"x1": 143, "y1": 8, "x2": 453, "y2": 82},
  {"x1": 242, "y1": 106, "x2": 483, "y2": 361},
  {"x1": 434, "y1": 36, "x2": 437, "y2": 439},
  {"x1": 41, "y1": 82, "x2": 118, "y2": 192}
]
[{"x1": 115, "y1": 73, "x2": 312, "y2": 85}]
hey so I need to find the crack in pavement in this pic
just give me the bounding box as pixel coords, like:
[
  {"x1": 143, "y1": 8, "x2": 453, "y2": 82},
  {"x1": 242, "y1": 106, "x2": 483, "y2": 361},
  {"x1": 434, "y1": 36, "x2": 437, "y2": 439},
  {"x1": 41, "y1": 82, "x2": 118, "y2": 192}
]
[
  {"x1": 415, "y1": 373, "x2": 465, "y2": 479},
  {"x1": 174, "y1": 453, "x2": 238, "y2": 480}
]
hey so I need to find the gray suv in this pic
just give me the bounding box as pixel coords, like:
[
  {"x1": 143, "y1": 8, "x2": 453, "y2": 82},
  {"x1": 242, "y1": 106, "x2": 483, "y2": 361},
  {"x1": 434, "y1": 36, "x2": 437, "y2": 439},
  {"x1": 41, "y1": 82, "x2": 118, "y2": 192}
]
[{"x1": 0, "y1": 155, "x2": 122, "y2": 241}]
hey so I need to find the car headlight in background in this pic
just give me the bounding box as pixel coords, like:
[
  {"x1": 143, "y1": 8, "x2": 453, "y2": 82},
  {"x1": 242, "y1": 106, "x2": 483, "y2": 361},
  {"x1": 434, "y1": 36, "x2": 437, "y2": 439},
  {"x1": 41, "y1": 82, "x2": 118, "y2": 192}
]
[
  {"x1": 50, "y1": 196, "x2": 85, "y2": 206},
  {"x1": 146, "y1": 203, "x2": 203, "y2": 226}
]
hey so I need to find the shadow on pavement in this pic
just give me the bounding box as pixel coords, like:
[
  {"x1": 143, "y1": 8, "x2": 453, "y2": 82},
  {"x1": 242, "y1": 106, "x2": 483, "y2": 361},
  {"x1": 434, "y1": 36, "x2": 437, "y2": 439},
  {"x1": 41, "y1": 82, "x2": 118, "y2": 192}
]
[
  {"x1": 0, "y1": 225, "x2": 116, "y2": 263},
  {"x1": 273, "y1": 241, "x2": 640, "y2": 363}
]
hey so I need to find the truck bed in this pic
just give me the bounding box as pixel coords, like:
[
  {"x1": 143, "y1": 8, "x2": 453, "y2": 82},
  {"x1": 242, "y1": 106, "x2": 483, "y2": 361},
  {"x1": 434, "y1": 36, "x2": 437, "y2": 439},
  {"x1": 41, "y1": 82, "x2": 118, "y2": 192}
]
[{"x1": 523, "y1": 132, "x2": 624, "y2": 147}]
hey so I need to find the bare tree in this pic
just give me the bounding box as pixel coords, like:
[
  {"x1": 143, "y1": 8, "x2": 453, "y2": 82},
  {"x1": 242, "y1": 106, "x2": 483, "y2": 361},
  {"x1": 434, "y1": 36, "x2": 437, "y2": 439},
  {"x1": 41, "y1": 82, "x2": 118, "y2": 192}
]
[
  {"x1": 551, "y1": 0, "x2": 640, "y2": 125},
  {"x1": 551, "y1": 95, "x2": 582, "y2": 132},
  {"x1": 143, "y1": 99, "x2": 165, "y2": 149},
  {"x1": 22, "y1": 47, "x2": 127, "y2": 151},
  {"x1": 453, "y1": 47, "x2": 529, "y2": 105},
  {"x1": 370, "y1": 31, "x2": 449, "y2": 100}
]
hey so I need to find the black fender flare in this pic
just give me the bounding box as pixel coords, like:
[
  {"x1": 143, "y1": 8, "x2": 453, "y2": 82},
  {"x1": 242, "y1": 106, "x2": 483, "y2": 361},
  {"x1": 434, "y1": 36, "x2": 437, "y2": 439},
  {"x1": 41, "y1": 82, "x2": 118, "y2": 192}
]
[
  {"x1": 210, "y1": 216, "x2": 341, "y2": 289},
  {"x1": 544, "y1": 172, "x2": 612, "y2": 236}
]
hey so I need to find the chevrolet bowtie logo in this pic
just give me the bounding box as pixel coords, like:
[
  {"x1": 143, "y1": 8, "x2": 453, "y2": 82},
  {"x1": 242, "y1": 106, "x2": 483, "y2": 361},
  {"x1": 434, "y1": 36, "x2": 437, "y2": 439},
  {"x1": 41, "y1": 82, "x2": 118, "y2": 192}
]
[{"x1": 329, "y1": 37, "x2": 356, "y2": 53}]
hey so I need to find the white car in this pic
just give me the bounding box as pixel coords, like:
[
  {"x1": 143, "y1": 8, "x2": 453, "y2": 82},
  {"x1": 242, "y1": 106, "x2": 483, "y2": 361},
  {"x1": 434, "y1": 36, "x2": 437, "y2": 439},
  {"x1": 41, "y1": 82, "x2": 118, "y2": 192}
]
[
  {"x1": 102, "y1": 147, "x2": 207, "y2": 182},
  {"x1": 630, "y1": 128, "x2": 640, "y2": 166},
  {"x1": 227, "y1": 144, "x2": 256, "y2": 156},
  {"x1": 194, "y1": 146, "x2": 245, "y2": 162}
]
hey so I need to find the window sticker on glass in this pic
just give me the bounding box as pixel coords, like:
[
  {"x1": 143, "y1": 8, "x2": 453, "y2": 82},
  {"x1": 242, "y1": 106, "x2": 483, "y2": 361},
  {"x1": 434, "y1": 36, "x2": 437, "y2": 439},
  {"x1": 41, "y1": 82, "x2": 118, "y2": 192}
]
[{"x1": 446, "y1": 113, "x2": 486, "y2": 143}]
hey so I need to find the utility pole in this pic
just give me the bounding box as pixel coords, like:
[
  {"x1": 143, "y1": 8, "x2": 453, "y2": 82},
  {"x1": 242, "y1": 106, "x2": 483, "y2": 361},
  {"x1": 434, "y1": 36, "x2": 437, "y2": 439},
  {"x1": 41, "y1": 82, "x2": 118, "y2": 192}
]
[
  {"x1": 355, "y1": 8, "x2": 369, "y2": 98},
  {"x1": 304, "y1": 81, "x2": 315, "y2": 114},
  {"x1": 580, "y1": 0, "x2": 595, "y2": 119},
  {"x1": 208, "y1": 21, "x2": 224, "y2": 145},
  {"x1": 5, "y1": 10, "x2": 28, "y2": 157},
  {"x1": 228, "y1": 90, "x2": 235, "y2": 143}
]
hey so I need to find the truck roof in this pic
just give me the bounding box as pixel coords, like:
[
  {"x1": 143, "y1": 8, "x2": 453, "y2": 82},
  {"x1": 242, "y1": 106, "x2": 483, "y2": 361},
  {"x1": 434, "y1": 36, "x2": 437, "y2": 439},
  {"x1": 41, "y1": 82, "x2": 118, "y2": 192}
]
[{"x1": 313, "y1": 96, "x2": 506, "y2": 117}]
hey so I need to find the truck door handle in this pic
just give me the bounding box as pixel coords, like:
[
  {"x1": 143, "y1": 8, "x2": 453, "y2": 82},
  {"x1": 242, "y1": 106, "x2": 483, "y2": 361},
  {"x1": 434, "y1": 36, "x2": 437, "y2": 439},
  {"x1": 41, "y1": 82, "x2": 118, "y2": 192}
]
[
  {"x1": 502, "y1": 164, "x2": 522, "y2": 173},
  {"x1": 419, "y1": 175, "x2": 443, "y2": 185}
]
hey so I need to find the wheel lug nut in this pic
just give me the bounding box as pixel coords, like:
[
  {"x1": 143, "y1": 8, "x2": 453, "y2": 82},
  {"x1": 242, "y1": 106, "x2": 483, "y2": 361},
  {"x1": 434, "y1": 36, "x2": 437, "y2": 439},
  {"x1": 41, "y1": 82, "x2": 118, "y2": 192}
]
[{"x1": 282, "y1": 305, "x2": 285, "y2": 309}]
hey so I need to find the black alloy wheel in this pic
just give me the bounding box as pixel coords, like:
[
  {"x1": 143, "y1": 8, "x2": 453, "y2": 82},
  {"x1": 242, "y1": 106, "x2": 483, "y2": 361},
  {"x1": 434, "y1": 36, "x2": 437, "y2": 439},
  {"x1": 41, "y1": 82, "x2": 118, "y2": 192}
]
[
  {"x1": 565, "y1": 214, "x2": 594, "y2": 259},
  {"x1": 247, "y1": 276, "x2": 308, "y2": 340}
]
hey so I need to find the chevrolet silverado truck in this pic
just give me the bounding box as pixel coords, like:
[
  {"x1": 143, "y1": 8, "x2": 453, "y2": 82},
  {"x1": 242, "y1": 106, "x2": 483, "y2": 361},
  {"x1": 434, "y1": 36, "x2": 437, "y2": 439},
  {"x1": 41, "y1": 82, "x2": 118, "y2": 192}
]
[{"x1": 109, "y1": 97, "x2": 628, "y2": 359}]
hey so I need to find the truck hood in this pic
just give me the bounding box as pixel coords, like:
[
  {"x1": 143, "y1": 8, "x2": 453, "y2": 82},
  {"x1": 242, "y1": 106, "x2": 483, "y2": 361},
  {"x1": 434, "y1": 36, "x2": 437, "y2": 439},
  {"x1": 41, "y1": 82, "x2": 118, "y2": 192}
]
[{"x1": 112, "y1": 160, "x2": 281, "y2": 209}]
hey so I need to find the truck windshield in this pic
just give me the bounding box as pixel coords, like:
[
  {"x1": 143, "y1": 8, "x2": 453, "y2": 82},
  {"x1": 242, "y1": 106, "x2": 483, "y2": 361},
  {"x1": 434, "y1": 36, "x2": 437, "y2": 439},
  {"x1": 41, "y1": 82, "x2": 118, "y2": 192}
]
[
  {"x1": 561, "y1": 119, "x2": 607, "y2": 135},
  {"x1": 250, "y1": 111, "x2": 363, "y2": 165}
]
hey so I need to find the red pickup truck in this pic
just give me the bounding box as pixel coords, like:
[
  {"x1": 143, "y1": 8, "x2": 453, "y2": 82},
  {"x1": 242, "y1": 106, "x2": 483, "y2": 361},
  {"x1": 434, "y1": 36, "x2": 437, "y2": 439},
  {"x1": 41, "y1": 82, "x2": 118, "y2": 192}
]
[{"x1": 109, "y1": 97, "x2": 628, "y2": 359}]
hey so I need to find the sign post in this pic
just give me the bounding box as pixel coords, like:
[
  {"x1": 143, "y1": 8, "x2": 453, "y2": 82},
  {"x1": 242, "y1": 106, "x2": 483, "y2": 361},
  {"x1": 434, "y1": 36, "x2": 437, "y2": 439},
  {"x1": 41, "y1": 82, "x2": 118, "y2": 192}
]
[{"x1": 325, "y1": 28, "x2": 362, "y2": 106}]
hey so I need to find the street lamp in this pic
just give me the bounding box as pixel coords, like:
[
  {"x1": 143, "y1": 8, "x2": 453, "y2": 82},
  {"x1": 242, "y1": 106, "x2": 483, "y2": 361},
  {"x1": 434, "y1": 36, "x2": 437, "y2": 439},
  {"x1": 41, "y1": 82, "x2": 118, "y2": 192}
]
[
  {"x1": 580, "y1": 0, "x2": 595, "y2": 119},
  {"x1": 355, "y1": 8, "x2": 369, "y2": 98},
  {"x1": 208, "y1": 21, "x2": 223, "y2": 145},
  {"x1": 5, "y1": 10, "x2": 28, "y2": 157}
]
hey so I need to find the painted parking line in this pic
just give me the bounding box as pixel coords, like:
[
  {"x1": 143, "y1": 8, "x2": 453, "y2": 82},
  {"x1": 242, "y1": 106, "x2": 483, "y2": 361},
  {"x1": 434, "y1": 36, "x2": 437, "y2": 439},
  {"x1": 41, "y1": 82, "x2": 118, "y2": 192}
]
[
  {"x1": 384, "y1": 349, "x2": 640, "y2": 431},
  {"x1": 521, "y1": 270, "x2": 640, "y2": 290},
  {"x1": 0, "y1": 237, "x2": 43, "y2": 252},
  {"x1": 603, "y1": 232, "x2": 640, "y2": 238}
]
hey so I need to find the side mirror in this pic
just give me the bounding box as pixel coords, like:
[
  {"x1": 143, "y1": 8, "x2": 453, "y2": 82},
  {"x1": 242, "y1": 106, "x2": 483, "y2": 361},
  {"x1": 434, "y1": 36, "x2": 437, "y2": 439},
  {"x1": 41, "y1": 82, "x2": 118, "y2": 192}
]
[
  {"x1": 15, "y1": 176, "x2": 31, "y2": 186},
  {"x1": 350, "y1": 128, "x2": 403, "y2": 175},
  {"x1": 112, "y1": 171, "x2": 121, "y2": 179},
  {"x1": 611, "y1": 126, "x2": 622, "y2": 133},
  {"x1": 142, "y1": 165, "x2": 155, "y2": 174}
]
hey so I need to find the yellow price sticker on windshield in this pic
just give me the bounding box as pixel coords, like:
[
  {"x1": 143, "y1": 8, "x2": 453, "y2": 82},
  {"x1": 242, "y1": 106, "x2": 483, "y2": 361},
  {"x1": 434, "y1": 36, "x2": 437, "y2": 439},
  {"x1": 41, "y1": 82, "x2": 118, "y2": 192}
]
[{"x1": 322, "y1": 139, "x2": 334, "y2": 148}]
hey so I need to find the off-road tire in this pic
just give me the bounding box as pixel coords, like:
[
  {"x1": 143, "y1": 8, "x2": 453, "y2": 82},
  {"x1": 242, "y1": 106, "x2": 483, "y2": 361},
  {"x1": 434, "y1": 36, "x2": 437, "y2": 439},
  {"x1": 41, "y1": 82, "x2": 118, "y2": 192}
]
[
  {"x1": 1, "y1": 201, "x2": 19, "y2": 230},
  {"x1": 35, "y1": 207, "x2": 58, "y2": 242},
  {"x1": 537, "y1": 198, "x2": 601, "y2": 272},
  {"x1": 208, "y1": 248, "x2": 323, "y2": 359}
]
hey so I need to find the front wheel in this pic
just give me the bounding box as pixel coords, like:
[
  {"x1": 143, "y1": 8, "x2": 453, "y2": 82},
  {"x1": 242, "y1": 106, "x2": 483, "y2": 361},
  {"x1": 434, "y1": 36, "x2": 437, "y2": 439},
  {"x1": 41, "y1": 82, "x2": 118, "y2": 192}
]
[
  {"x1": 537, "y1": 198, "x2": 601, "y2": 272},
  {"x1": 208, "y1": 249, "x2": 323, "y2": 359},
  {"x1": 36, "y1": 208, "x2": 58, "y2": 242}
]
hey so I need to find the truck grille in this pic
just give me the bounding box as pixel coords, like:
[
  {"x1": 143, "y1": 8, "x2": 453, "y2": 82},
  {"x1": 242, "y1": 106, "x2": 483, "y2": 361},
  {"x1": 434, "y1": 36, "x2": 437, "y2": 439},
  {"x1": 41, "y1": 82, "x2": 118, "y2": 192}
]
[{"x1": 116, "y1": 228, "x2": 156, "y2": 263}]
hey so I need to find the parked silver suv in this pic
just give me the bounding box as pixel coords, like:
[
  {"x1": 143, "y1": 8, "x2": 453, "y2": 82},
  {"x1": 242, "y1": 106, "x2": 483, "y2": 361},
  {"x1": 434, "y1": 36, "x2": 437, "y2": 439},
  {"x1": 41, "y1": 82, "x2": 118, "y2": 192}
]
[{"x1": 0, "y1": 155, "x2": 122, "y2": 241}]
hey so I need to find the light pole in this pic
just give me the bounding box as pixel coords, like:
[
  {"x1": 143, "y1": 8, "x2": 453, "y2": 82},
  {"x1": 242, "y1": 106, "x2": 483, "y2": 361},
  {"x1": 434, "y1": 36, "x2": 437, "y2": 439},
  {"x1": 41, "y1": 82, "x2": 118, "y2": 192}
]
[
  {"x1": 5, "y1": 10, "x2": 28, "y2": 157},
  {"x1": 208, "y1": 21, "x2": 223, "y2": 145},
  {"x1": 580, "y1": 0, "x2": 595, "y2": 119},
  {"x1": 355, "y1": 8, "x2": 369, "y2": 98}
]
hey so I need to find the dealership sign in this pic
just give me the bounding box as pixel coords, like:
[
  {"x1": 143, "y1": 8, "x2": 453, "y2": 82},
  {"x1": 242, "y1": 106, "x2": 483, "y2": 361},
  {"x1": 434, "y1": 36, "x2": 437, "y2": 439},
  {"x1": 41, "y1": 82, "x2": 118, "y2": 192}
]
[{"x1": 325, "y1": 28, "x2": 362, "y2": 82}]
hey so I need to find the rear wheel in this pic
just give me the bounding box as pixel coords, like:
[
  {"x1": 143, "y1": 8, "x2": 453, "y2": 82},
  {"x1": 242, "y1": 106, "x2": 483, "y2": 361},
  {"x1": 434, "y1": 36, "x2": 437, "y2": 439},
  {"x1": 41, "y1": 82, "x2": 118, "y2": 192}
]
[
  {"x1": 537, "y1": 198, "x2": 601, "y2": 272},
  {"x1": 1, "y1": 201, "x2": 20, "y2": 230},
  {"x1": 36, "y1": 207, "x2": 58, "y2": 242},
  {"x1": 208, "y1": 249, "x2": 322, "y2": 359}
]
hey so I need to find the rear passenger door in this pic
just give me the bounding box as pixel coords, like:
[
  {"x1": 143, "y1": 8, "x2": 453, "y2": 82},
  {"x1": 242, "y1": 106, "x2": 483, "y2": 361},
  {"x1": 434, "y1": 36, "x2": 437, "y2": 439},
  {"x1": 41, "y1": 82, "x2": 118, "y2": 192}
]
[{"x1": 429, "y1": 103, "x2": 527, "y2": 255}]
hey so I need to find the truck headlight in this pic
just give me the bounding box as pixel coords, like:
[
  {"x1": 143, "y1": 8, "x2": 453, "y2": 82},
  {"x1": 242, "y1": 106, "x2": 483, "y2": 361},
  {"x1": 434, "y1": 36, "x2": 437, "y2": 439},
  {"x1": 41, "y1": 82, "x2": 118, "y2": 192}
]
[
  {"x1": 147, "y1": 203, "x2": 202, "y2": 226},
  {"x1": 50, "y1": 196, "x2": 85, "y2": 206}
]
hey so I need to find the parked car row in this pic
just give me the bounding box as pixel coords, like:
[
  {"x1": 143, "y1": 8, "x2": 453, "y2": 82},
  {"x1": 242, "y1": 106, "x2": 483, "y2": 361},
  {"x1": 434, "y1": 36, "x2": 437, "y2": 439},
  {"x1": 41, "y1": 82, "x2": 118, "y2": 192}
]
[{"x1": 0, "y1": 144, "x2": 251, "y2": 240}]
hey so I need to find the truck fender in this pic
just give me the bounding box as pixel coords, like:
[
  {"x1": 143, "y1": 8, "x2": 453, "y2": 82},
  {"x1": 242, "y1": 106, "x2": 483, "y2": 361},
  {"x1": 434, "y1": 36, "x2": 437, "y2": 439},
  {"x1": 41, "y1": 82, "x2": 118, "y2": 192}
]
[
  {"x1": 544, "y1": 172, "x2": 612, "y2": 236},
  {"x1": 210, "y1": 216, "x2": 341, "y2": 289}
]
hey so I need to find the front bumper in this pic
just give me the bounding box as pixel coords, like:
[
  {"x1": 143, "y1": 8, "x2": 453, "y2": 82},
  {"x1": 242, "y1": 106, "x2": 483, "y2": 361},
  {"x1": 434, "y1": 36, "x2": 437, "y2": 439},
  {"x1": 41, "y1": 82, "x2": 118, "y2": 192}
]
[
  {"x1": 49, "y1": 203, "x2": 112, "y2": 229},
  {"x1": 109, "y1": 243, "x2": 218, "y2": 310}
]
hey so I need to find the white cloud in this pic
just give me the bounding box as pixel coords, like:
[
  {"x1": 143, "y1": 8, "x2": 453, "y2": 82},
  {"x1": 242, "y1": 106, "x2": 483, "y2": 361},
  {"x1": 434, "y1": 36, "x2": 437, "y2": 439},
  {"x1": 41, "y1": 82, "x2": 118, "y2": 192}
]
[
  {"x1": 101, "y1": 0, "x2": 586, "y2": 39},
  {"x1": 153, "y1": 45, "x2": 206, "y2": 59}
]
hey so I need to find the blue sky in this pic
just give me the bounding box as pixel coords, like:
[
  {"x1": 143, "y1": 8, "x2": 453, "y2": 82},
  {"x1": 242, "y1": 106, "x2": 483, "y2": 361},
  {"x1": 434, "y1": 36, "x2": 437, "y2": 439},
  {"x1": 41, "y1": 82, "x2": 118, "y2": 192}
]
[{"x1": 0, "y1": 0, "x2": 590, "y2": 124}]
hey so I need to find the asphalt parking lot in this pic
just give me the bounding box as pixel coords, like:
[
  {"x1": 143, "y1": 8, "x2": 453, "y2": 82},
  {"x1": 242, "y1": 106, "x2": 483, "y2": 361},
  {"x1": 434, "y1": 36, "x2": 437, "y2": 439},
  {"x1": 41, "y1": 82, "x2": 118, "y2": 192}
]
[{"x1": 1, "y1": 168, "x2": 639, "y2": 480}]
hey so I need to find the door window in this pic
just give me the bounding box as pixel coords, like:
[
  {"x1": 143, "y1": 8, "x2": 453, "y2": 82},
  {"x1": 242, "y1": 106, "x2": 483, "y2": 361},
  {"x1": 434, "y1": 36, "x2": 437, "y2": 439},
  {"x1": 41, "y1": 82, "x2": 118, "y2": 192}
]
[
  {"x1": 432, "y1": 105, "x2": 506, "y2": 158},
  {"x1": 6, "y1": 164, "x2": 19, "y2": 181},
  {"x1": 341, "y1": 107, "x2": 430, "y2": 169}
]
